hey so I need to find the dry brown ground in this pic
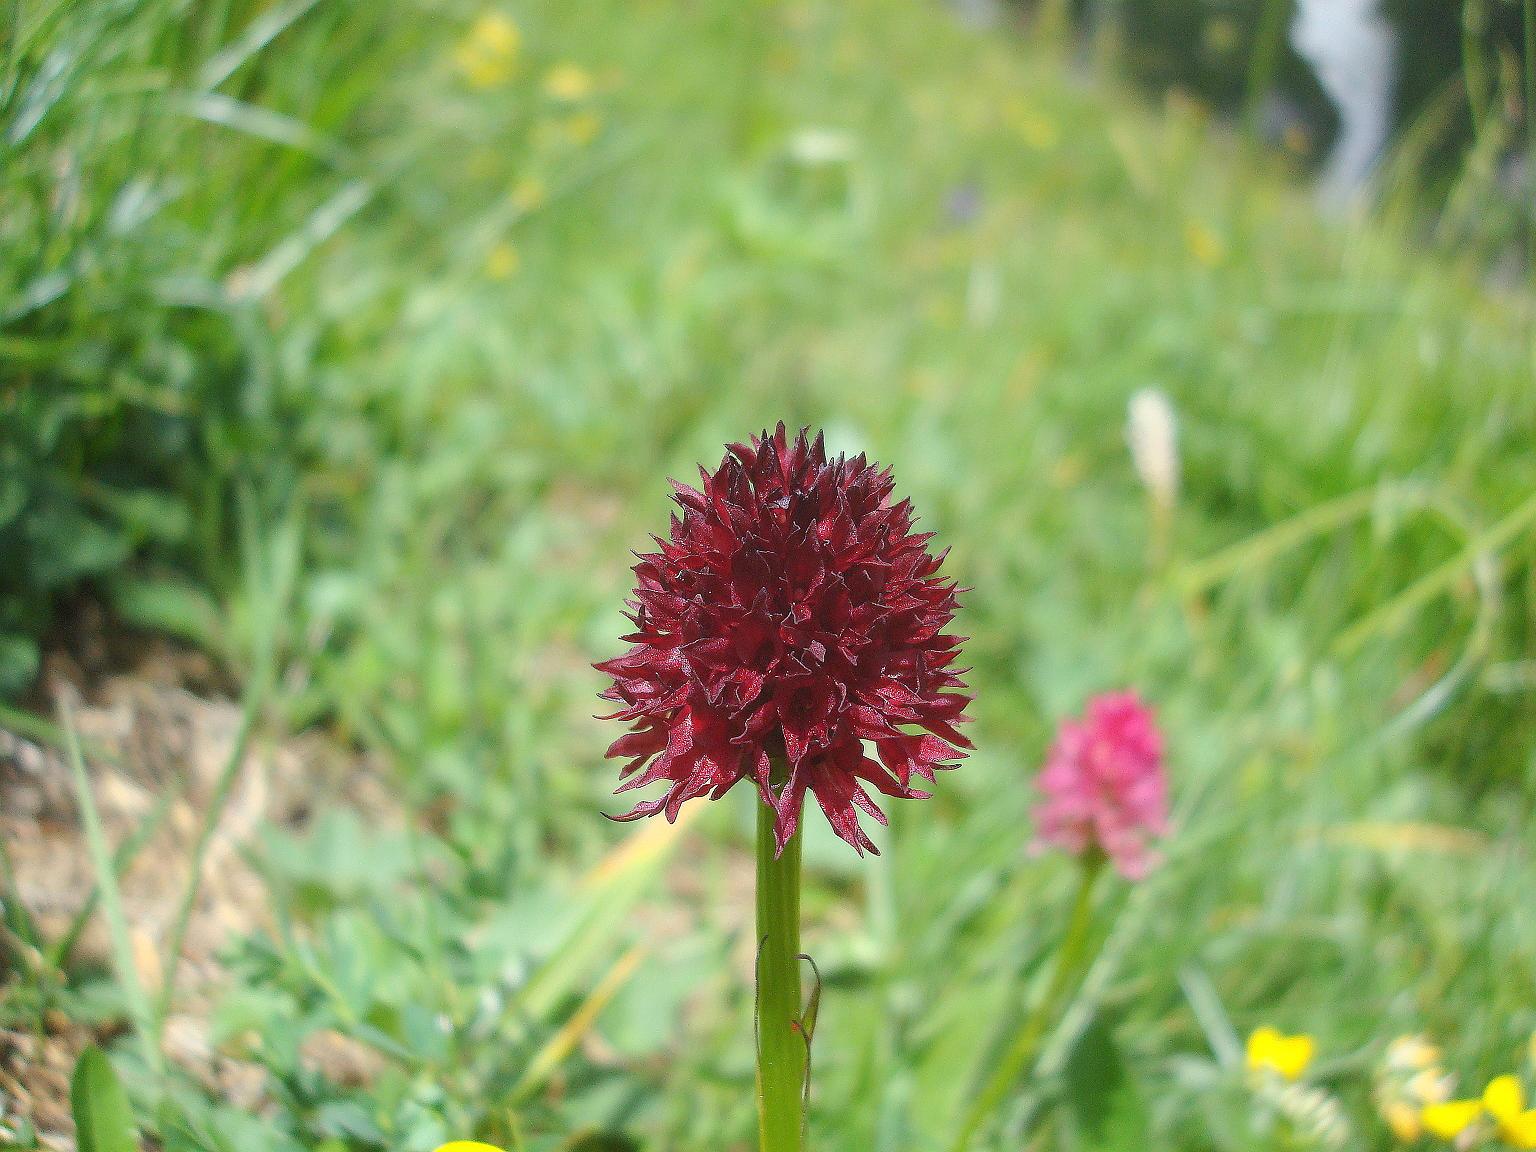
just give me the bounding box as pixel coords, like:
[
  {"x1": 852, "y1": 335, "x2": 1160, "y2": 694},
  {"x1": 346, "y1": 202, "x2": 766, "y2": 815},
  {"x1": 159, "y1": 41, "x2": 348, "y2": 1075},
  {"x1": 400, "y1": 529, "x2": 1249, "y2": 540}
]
[{"x1": 0, "y1": 623, "x2": 392, "y2": 1149}]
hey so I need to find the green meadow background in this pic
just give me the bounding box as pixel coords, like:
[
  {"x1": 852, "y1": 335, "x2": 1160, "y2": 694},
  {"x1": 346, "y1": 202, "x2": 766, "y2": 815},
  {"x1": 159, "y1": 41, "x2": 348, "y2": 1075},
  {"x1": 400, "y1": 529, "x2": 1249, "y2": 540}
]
[{"x1": 3, "y1": 0, "x2": 1536, "y2": 1149}]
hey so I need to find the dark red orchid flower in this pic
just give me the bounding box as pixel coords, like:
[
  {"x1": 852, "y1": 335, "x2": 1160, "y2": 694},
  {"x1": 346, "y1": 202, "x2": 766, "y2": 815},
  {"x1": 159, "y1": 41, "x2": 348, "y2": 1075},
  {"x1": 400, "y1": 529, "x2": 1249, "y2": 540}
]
[{"x1": 596, "y1": 424, "x2": 971, "y2": 855}]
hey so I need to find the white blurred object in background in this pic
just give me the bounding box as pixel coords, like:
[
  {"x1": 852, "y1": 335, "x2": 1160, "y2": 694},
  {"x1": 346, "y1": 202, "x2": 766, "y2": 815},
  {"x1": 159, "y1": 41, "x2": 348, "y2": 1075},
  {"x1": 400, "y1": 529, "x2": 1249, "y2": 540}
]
[
  {"x1": 1127, "y1": 387, "x2": 1179, "y2": 568},
  {"x1": 1291, "y1": 0, "x2": 1397, "y2": 207},
  {"x1": 1126, "y1": 388, "x2": 1179, "y2": 514}
]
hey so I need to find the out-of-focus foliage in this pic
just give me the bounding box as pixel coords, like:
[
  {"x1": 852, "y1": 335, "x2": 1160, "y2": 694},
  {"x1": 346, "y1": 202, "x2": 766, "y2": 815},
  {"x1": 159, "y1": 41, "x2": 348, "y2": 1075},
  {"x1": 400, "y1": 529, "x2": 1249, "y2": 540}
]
[
  {"x1": 1089, "y1": 0, "x2": 1533, "y2": 243},
  {"x1": 0, "y1": 0, "x2": 423, "y2": 690}
]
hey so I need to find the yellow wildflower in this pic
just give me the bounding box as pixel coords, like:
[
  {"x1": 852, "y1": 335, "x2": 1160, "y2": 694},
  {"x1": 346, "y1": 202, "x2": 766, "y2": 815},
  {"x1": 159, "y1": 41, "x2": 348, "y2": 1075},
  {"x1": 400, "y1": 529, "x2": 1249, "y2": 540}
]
[
  {"x1": 1484, "y1": 1075, "x2": 1536, "y2": 1149},
  {"x1": 1184, "y1": 219, "x2": 1225, "y2": 269},
  {"x1": 1420, "y1": 1099, "x2": 1482, "y2": 1141},
  {"x1": 1485, "y1": 1074, "x2": 1523, "y2": 1119},
  {"x1": 1004, "y1": 100, "x2": 1058, "y2": 151},
  {"x1": 1019, "y1": 112, "x2": 1058, "y2": 151},
  {"x1": 511, "y1": 177, "x2": 547, "y2": 213},
  {"x1": 543, "y1": 62, "x2": 594, "y2": 101},
  {"x1": 454, "y1": 12, "x2": 520, "y2": 89},
  {"x1": 1507, "y1": 1112, "x2": 1536, "y2": 1150},
  {"x1": 485, "y1": 243, "x2": 519, "y2": 279},
  {"x1": 563, "y1": 111, "x2": 601, "y2": 145},
  {"x1": 434, "y1": 1145, "x2": 506, "y2": 1152},
  {"x1": 1247, "y1": 1027, "x2": 1315, "y2": 1082},
  {"x1": 480, "y1": 13, "x2": 518, "y2": 50}
]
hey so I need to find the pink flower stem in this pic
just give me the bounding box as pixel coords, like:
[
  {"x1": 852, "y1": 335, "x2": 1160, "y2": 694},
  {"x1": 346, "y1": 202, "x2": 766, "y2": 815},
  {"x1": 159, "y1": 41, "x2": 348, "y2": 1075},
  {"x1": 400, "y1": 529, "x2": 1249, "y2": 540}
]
[
  {"x1": 949, "y1": 852, "x2": 1106, "y2": 1152},
  {"x1": 756, "y1": 760, "x2": 806, "y2": 1152}
]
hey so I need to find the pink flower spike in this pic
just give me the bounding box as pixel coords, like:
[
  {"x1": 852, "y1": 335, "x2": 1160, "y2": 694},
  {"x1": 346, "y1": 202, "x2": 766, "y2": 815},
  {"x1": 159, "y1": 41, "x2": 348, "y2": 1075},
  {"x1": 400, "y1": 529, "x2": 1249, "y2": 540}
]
[{"x1": 1032, "y1": 691, "x2": 1168, "y2": 880}]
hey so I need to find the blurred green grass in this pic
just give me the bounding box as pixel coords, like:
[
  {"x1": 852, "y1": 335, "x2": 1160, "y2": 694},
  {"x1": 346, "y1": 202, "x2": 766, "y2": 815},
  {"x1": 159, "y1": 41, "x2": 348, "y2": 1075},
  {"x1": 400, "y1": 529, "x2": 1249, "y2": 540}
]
[{"x1": 4, "y1": 0, "x2": 1536, "y2": 1149}]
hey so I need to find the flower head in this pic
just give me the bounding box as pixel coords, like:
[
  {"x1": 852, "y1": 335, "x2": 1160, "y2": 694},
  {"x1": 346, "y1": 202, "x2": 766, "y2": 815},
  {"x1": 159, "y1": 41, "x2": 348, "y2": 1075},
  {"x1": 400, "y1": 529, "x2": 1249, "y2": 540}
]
[
  {"x1": 597, "y1": 424, "x2": 971, "y2": 855},
  {"x1": 1413, "y1": 1075, "x2": 1536, "y2": 1149},
  {"x1": 454, "y1": 12, "x2": 520, "y2": 89},
  {"x1": 1375, "y1": 1035, "x2": 1452, "y2": 1142},
  {"x1": 1247, "y1": 1027, "x2": 1316, "y2": 1083},
  {"x1": 562, "y1": 111, "x2": 602, "y2": 145},
  {"x1": 1420, "y1": 1098, "x2": 1482, "y2": 1143},
  {"x1": 543, "y1": 62, "x2": 595, "y2": 101},
  {"x1": 1485, "y1": 1075, "x2": 1536, "y2": 1148},
  {"x1": 485, "y1": 242, "x2": 519, "y2": 280},
  {"x1": 1033, "y1": 691, "x2": 1168, "y2": 879}
]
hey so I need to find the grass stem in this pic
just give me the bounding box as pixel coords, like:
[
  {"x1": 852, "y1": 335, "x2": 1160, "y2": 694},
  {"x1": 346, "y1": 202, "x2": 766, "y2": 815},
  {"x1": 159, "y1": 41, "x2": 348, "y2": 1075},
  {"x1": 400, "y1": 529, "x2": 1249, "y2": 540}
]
[
  {"x1": 949, "y1": 856, "x2": 1104, "y2": 1151},
  {"x1": 61, "y1": 698, "x2": 164, "y2": 1081}
]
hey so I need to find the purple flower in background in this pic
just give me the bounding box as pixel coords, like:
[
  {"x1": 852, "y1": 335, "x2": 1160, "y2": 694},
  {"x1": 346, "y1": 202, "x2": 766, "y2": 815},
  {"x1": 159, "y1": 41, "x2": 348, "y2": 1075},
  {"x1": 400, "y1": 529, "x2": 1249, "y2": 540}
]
[{"x1": 1033, "y1": 691, "x2": 1168, "y2": 879}]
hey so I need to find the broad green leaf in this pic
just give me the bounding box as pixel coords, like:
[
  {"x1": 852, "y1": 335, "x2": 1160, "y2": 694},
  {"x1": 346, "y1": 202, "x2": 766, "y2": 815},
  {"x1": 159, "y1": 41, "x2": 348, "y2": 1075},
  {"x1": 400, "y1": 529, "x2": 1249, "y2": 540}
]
[
  {"x1": 70, "y1": 1047, "x2": 137, "y2": 1152},
  {"x1": 1063, "y1": 1013, "x2": 1150, "y2": 1151}
]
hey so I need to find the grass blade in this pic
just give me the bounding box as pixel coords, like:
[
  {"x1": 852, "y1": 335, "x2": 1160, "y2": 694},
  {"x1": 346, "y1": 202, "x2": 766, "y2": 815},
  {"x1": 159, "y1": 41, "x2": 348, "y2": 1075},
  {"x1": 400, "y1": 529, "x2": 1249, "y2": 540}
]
[
  {"x1": 153, "y1": 496, "x2": 300, "y2": 1034},
  {"x1": 232, "y1": 178, "x2": 374, "y2": 299},
  {"x1": 516, "y1": 805, "x2": 702, "y2": 1024},
  {"x1": 1178, "y1": 486, "x2": 1383, "y2": 596},
  {"x1": 511, "y1": 944, "x2": 647, "y2": 1104},
  {"x1": 49, "y1": 781, "x2": 180, "y2": 971},
  {"x1": 196, "y1": 0, "x2": 323, "y2": 91},
  {"x1": 1334, "y1": 488, "x2": 1536, "y2": 656},
  {"x1": 174, "y1": 91, "x2": 338, "y2": 159},
  {"x1": 61, "y1": 698, "x2": 162, "y2": 1079}
]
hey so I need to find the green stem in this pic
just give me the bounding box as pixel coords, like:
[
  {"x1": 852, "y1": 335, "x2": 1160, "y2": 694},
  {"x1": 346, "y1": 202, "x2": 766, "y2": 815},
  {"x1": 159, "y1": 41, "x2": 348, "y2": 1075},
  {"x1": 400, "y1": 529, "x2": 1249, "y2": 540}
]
[
  {"x1": 1242, "y1": 0, "x2": 1289, "y2": 152},
  {"x1": 732, "y1": 0, "x2": 770, "y2": 154},
  {"x1": 949, "y1": 856, "x2": 1105, "y2": 1152},
  {"x1": 756, "y1": 774, "x2": 805, "y2": 1152},
  {"x1": 1178, "y1": 484, "x2": 1389, "y2": 596},
  {"x1": 1524, "y1": 0, "x2": 1536, "y2": 273}
]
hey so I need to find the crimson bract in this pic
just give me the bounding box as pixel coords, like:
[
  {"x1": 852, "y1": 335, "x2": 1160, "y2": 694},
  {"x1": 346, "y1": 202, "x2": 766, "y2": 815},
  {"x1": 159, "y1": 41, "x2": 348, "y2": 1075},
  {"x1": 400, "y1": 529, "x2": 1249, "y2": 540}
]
[{"x1": 597, "y1": 424, "x2": 971, "y2": 855}]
